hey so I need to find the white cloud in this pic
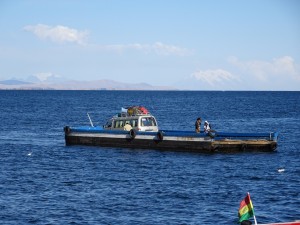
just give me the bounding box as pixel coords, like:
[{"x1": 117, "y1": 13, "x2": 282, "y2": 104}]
[
  {"x1": 102, "y1": 42, "x2": 191, "y2": 56},
  {"x1": 152, "y1": 42, "x2": 190, "y2": 56},
  {"x1": 24, "y1": 24, "x2": 88, "y2": 45},
  {"x1": 228, "y1": 56, "x2": 299, "y2": 81},
  {"x1": 23, "y1": 24, "x2": 190, "y2": 56},
  {"x1": 191, "y1": 69, "x2": 238, "y2": 86}
]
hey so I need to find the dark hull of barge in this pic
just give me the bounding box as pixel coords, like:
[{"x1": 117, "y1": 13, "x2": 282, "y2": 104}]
[{"x1": 64, "y1": 126, "x2": 278, "y2": 153}]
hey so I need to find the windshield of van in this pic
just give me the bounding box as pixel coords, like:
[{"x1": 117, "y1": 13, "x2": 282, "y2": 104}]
[{"x1": 141, "y1": 117, "x2": 157, "y2": 127}]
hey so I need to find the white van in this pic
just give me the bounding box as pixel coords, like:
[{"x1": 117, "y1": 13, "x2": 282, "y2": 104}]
[{"x1": 104, "y1": 115, "x2": 158, "y2": 132}]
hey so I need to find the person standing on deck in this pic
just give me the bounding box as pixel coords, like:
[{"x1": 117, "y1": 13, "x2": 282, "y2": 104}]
[
  {"x1": 204, "y1": 121, "x2": 210, "y2": 133},
  {"x1": 195, "y1": 117, "x2": 202, "y2": 133},
  {"x1": 204, "y1": 121, "x2": 212, "y2": 133}
]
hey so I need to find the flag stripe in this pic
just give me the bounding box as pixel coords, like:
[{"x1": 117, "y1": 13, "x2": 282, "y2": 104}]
[
  {"x1": 239, "y1": 211, "x2": 254, "y2": 222},
  {"x1": 239, "y1": 205, "x2": 252, "y2": 216},
  {"x1": 239, "y1": 194, "x2": 252, "y2": 208}
]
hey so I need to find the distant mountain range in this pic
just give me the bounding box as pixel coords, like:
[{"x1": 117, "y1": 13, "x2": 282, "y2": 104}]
[
  {"x1": 0, "y1": 78, "x2": 176, "y2": 90},
  {"x1": 0, "y1": 79, "x2": 33, "y2": 85}
]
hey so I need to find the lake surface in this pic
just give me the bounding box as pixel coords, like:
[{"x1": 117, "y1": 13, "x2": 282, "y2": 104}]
[{"x1": 0, "y1": 91, "x2": 299, "y2": 225}]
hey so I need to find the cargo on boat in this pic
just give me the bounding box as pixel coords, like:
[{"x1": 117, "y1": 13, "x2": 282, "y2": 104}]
[{"x1": 64, "y1": 106, "x2": 279, "y2": 153}]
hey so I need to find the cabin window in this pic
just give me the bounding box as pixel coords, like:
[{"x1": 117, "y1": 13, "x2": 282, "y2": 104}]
[
  {"x1": 113, "y1": 121, "x2": 118, "y2": 128},
  {"x1": 122, "y1": 119, "x2": 138, "y2": 127},
  {"x1": 141, "y1": 117, "x2": 156, "y2": 127},
  {"x1": 131, "y1": 119, "x2": 138, "y2": 127},
  {"x1": 114, "y1": 120, "x2": 125, "y2": 128},
  {"x1": 113, "y1": 118, "x2": 153, "y2": 128}
]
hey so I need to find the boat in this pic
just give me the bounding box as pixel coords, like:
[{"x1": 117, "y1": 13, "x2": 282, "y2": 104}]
[
  {"x1": 259, "y1": 221, "x2": 300, "y2": 225},
  {"x1": 64, "y1": 106, "x2": 279, "y2": 153}
]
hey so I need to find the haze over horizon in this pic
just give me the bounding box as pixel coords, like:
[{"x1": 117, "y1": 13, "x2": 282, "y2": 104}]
[{"x1": 0, "y1": 0, "x2": 299, "y2": 90}]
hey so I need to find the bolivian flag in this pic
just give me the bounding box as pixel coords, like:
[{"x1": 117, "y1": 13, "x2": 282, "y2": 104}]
[{"x1": 238, "y1": 193, "x2": 255, "y2": 223}]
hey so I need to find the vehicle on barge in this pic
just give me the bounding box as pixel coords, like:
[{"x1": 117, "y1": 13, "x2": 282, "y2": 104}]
[{"x1": 64, "y1": 106, "x2": 279, "y2": 153}]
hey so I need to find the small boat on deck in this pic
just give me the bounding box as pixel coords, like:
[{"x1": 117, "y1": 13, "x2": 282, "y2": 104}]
[
  {"x1": 64, "y1": 106, "x2": 279, "y2": 153},
  {"x1": 259, "y1": 221, "x2": 300, "y2": 225}
]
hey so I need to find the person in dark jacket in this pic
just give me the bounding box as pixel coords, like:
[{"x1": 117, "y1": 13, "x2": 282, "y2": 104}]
[{"x1": 195, "y1": 117, "x2": 201, "y2": 133}]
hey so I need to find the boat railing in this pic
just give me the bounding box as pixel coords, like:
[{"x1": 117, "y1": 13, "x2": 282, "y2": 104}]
[{"x1": 67, "y1": 126, "x2": 279, "y2": 142}]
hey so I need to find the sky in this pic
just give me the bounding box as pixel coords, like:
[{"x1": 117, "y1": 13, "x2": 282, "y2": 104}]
[{"x1": 0, "y1": 0, "x2": 299, "y2": 90}]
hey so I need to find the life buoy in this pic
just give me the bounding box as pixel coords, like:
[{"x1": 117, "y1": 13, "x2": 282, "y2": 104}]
[
  {"x1": 64, "y1": 126, "x2": 71, "y2": 134},
  {"x1": 157, "y1": 130, "x2": 164, "y2": 141},
  {"x1": 129, "y1": 129, "x2": 136, "y2": 140}
]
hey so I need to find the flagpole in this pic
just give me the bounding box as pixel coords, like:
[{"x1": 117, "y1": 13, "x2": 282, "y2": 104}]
[{"x1": 253, "y1": 215, "x2": 258, "y2": 225}]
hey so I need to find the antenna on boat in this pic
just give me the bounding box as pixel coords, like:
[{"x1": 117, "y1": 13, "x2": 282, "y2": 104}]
[{"x1": 87, "y1": 113, "x2": 94, "y2": 127}]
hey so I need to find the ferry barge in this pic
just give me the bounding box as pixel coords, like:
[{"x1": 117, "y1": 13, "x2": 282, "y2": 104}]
[{"x1": 64, "y1": 106, "x2": 279, "y2": 153}]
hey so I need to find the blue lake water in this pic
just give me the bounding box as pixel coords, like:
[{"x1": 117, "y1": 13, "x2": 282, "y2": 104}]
[{"x1": 0, "y1": 90, "x2": 299, "y2": 225}]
